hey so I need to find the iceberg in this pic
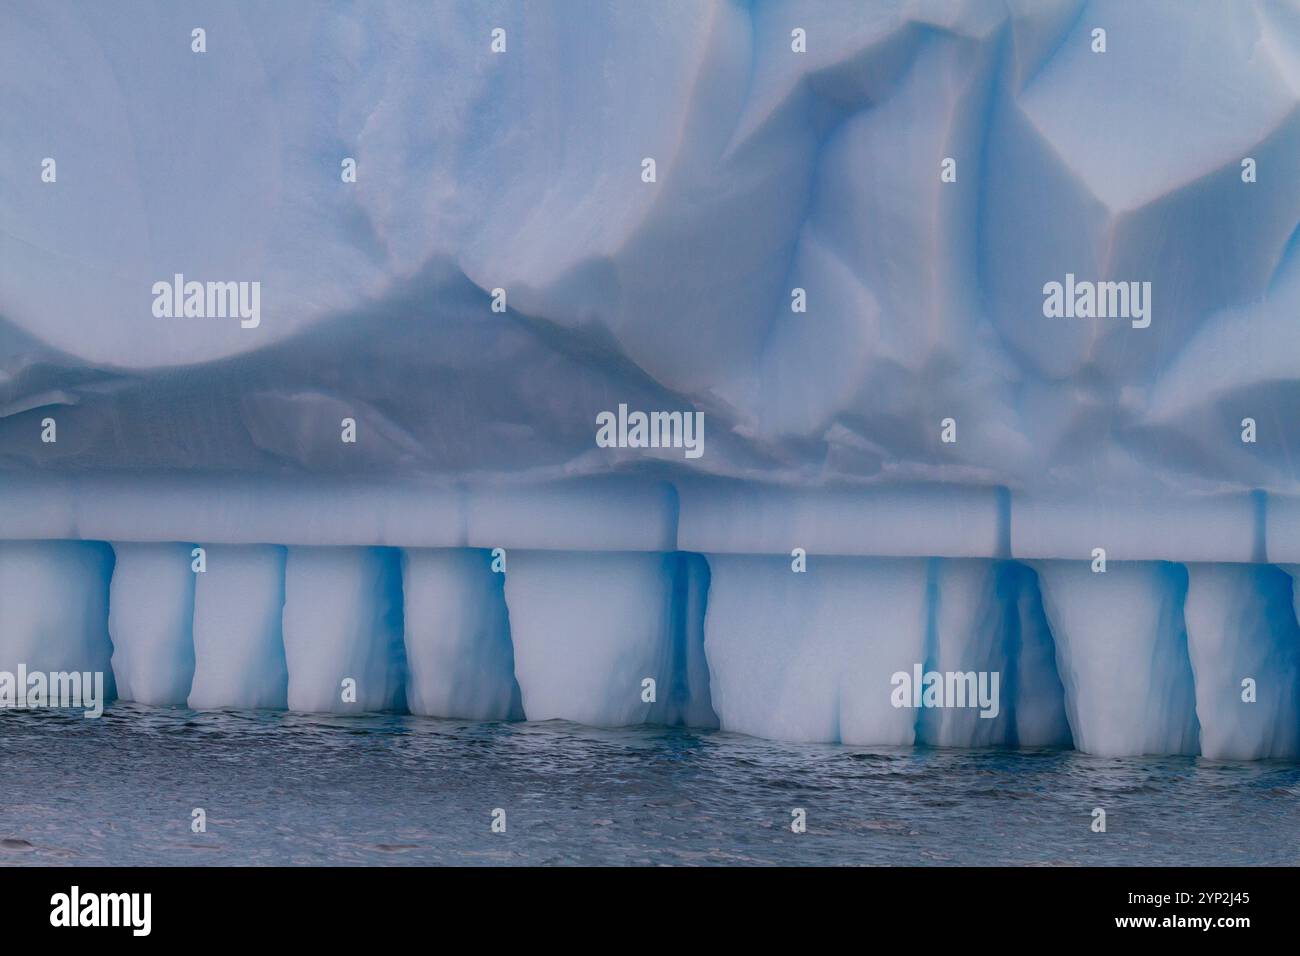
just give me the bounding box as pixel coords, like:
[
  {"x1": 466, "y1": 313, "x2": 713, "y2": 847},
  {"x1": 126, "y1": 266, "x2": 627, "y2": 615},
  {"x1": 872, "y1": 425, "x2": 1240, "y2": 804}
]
[
  {"x1": 283, "y1": 546, "x2": 406, "y2": 713},
  {"x1": 3, "y1": 1, "x2": 1300, "y2": 757},
  {"x1": 188, "y1": 545, "x2": 289, "y2": 710},
  {"x1": 401, "y1": 547, "x2": 518, "y2": 721},
  {"x1": 109, "y1": 542, "x2": 196, "y2": 706}
]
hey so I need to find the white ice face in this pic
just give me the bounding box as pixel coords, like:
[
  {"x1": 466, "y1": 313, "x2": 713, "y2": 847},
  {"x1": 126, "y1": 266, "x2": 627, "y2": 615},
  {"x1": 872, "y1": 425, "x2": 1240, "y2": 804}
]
[{"x1": 3, "y1": 2, "x2": 1300, "y2": 757}]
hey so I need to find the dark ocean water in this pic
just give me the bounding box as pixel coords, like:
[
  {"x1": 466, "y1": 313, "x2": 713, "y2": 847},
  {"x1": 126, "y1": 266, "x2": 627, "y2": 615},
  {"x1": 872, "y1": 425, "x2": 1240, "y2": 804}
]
[{"x1": 1, "y1": 703, "x2": 1297, "y2": 866}]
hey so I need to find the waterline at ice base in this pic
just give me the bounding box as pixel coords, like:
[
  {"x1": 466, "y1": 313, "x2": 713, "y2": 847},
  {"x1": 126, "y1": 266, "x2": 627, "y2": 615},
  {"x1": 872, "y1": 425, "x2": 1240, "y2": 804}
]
[{"x1": 6, "y1": 0, "x2": 1300, "y2": 766}]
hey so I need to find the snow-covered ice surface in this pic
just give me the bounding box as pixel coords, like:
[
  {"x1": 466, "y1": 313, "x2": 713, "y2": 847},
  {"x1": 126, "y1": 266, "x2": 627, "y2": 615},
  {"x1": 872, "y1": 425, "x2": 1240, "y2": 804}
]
[{"x1": 3, "y1": 1, "x2": 1300, "y2": 759}]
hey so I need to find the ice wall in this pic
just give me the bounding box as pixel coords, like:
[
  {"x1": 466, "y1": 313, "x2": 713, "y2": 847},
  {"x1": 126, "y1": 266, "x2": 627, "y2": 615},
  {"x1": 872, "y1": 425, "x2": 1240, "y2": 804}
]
[
  {"x1": 666, "y1": 552, "x2": 718, "y2": 729},
  {"x1": 504, "y1": 551, "x2": 712, "y2": 727},
  {"x1": 283, "y1": 546, "x2": 406, "y2": 713},
  {"x1": 1001, "y1": 563, "x2": 1074, "y2": 749},
  {"x1": 108, "y1": 542, "x2": 195, "y2": 705},
  {"x1": 703, "y1": 555, "x2": 928, "y2": 745},
  {"x1": 188, "y1": 545, "x2": 289, "y2": 710},
  {"x1": 917, "y1": 560, "x2": 1071, "y2": 749},
  {"x1": 1033, "y1": 561, "x2": 1200, "y2": 756},
  {"x1": 401, "y1": 548, "x2": 519, "y2": 721},
  {"x1": 703, "y1": 556, "x2": 1074, "y2": 748},
  {"x1": 1184, "y1": 564, "x2": 1300, "y2": 760},
  {"x1": 2, "y1": 3, "x2": 1300, "y2": 758},
  {"x1": 0, "y1": 540, "x2": 114, "y2": 689},
  {"x1": 0, "y1": 531, "x2": 1297, "y2": 760}
]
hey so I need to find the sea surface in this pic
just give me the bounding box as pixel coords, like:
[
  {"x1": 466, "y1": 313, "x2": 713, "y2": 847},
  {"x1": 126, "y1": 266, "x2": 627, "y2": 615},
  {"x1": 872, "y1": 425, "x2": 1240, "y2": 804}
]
[{"x1": 1, "y1": 703, "x2": 1298, "y2": 866}]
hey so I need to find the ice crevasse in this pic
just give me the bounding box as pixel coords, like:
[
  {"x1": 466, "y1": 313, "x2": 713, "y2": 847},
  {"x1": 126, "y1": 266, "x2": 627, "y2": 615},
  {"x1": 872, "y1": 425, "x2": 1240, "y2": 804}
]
[{"x1": 4, "y1": 2, "x2": 1300, "y2": 758}]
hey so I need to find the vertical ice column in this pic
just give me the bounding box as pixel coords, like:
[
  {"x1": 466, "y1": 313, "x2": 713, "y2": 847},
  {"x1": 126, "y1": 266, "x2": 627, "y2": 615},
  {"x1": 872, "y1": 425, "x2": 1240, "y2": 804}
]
[
  {"x1": 1184, "y1": 564, "x2": 1300, "y2": 760},
  {"x1": 664, "y1": 552, "x2": 719, "y2": 728},
  {"x1": 0, "y1": 540, "x2": 115, "y2": 698},
  {"x1": 1003, "y1": 563, "x2": 1073, "y2": 748},
  {"x1": 401, "y1": 548, "x2": 520, "y2": 721},
  {"x1": 188, "y1": 545, "x2": 288, "y2": 710},
  {"x1": 504, "y1": 550, "x2": 679, "y2": 727},
  {"x1": 917, "y1": 560, "x2": 1015, "y2": 748},
  {"x1": 108, "y1": 543, "x2": 196, "y2": 706},
  {"x1": 704, "y1": 555, "x2": 928, "y2": 745},
  {"x1": 1032, "y1": 561, "x2": 1199, "y2": 756},
  {"x1": 907, "y1": 560, "x2": 1072, "y2": 749},
  {"x1": 282, "y1": 546, "x2": 406, "y2": 713}
]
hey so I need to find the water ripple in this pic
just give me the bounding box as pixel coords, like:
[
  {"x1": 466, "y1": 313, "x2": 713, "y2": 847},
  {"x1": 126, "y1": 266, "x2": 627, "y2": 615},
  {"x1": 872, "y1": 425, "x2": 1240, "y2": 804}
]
[{"x1": 1, "y1": 704, "x2": 1298, "y2": 865}]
